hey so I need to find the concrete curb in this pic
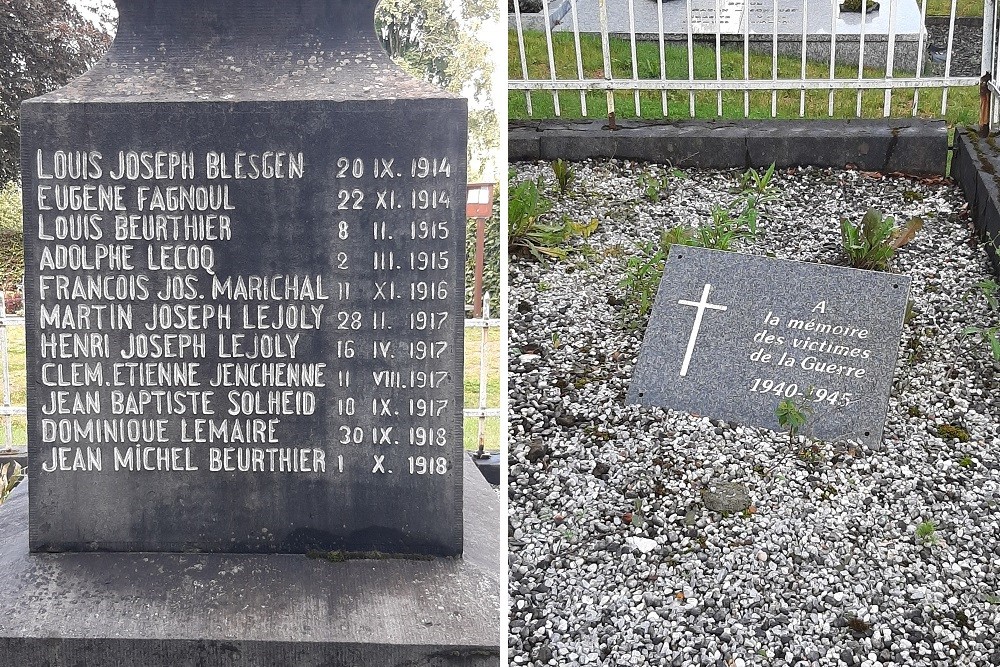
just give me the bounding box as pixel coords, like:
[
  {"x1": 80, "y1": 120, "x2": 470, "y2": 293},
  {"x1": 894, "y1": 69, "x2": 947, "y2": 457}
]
[
  {"x1": 510, "y1": 119, "x2": 949, "y2": 175},
  {"x1": 952, "y1": 127, "x2": 1000, "y2": 275}
]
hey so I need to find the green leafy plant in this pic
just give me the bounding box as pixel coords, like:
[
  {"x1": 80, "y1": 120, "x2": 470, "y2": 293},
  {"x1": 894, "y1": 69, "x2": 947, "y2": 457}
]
[
  {"x1": 0, "y1": 461, "x2": 25, "y2": 505},
  {"x1": 619, "y1": 165, "x2": 775, "y2": 328},
  {"x1": 840, "y1": 209, "x2": 922, "y2": 271},
  {"x1": 508, "y1": 175, "x2": 566, "y2": 261},
  {"x1": 551, "y1": 158, "x2": 575, "y2": 195},
  {"x1": 776, "y1": 397, "x2": 811, "y2": 443},
  {"x1": 733, "y1": 163, "x2": 778, "y2": 230},
  {"x1": 963, "y1": 279, "x2": 1000, "y2": 360},
  {"x1": 631, "y1": 498, "x2": 646, "y2": 528},
  {"x1": 959, "y1": 455, "x2": 974, "y2": 468},
  {"x1": 936, "y1": 423, "x2": 970, "y2": 442},
  {"x1": 619, "y1": 240, "x2": 668, "y2": 327},
  {"x1": 661, "y1": 225, "x2": 696, "y2": 254},
  {"x1": 640, "y1": 173, "x2": 671, "y2": 202},
  {"x1": 915, "y1": 520, "x2": 938, "y2": 544}
]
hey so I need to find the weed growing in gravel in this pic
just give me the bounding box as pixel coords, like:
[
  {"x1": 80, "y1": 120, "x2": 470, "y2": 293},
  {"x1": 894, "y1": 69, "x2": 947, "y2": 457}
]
[
  {"x1": 619, "y1": 166, "x2": 774, "y2": 328},
  {"x1": 630, "y1": 499, "x2": 646, "y2": 527},
  {"x1": 620, "y1": 240, "x2": 668, "y2": 327},
  {"x1": 776, "y1": 396, "x2": 812, "y2": 444},
  {"x1": 916, "y1": 520, "x2": 939, "y2": 544},
  {"x1": 839, "y1": 208, "x2": 922, "y2": 271},
  {"x1": 509, "y1": 173, "x2": 599, "y2": 261},
  {"x1": 936, "y1": 423, "x2": 970, "y2": 442},
  {"x1": 551, "y1": 158, "x2": 575, "y2": 195},
  {"x1": 959, "y1": 455, "x2": 974, "y2": 468},
  {"x1": 962, "y1": 279, "x2": 1000, "y2": 360},
  {"x1": 732, "y1": 163, "x2": 777, "y2": 232}
]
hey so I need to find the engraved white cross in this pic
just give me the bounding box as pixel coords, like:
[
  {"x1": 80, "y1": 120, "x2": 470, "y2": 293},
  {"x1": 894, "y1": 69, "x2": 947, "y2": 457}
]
[{"x1": 677, "y1": 283, "x2": 728, "y2": 377}]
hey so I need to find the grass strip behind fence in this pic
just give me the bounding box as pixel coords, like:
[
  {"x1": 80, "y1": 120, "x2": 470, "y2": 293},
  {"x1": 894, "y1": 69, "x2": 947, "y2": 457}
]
[{"x1": 509, "y1": 30, "x2": 979, "y2": 125}]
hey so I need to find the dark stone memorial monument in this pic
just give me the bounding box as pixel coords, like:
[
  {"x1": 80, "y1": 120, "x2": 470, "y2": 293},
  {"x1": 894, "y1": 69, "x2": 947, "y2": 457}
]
[
  {"x1": 0, "y1": 0, "x2": 500, "y2": 663},
  {"x1": 628, "y1": 246, "x2": 911, "y2": 447}
]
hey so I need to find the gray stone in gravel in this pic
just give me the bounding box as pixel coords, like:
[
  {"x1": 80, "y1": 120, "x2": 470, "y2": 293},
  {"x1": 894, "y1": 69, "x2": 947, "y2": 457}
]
[
  {"x1": 628, "y1": 246, "x2": 911, "y2": 448},
  {"x1": 700, "y1": 482, "x2": 751, "y2": 514}
]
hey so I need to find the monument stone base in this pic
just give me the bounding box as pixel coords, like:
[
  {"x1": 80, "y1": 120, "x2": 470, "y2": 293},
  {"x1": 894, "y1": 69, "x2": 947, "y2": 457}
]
[{"x1": 0, "y1": 459, "x2": 500, "y2": 666}]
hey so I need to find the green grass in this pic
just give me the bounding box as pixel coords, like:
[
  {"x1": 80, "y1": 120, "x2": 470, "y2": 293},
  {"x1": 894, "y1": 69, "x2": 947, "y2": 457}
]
[
  {"x1": 464, "y1": 326, "x2": 501, "y2": 451},
  {"x1": 0, "y1": 325, "x2": 26, "y2": 451},
  {"x1": 926, "y1": 0, "x2": 983, "y2": 16},
  {"x1": 509, "y1": 31, "x2": 979, "y2": 125}
]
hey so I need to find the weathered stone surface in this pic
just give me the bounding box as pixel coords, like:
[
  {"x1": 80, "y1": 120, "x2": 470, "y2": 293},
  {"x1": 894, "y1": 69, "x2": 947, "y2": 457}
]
[
  {"x1": 22, "y1": 0, "x2": 468, "y2": 555},
  {"x1": 628, "y1": 246, "x2": 911, "y2": 446},
  {"x1": 953, "y1": 128, "x2": 1000, "y2": 276},
  {"x1": 509, "y1": 119, "x2": 948, "y2": 176},
  {"x1": 0, "y1": 459, "x2": 501, "y2": 666}
]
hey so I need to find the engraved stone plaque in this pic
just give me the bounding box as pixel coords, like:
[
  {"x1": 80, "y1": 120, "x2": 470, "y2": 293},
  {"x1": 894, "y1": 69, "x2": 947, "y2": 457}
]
[
  {"x1": 627, "y1": 246, "x2": 911, "y2": 447},
  {"x1": 22, "y1": 0, "x2": 467, "y2": 556}
]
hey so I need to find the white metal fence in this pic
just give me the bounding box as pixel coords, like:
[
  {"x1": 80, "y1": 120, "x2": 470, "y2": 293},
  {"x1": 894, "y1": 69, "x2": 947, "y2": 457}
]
[
  {"x1": 465, "y1": 299, "x2": 502, "y2": 456},
  {"x1": 0, "y1": 295, "x2": 25, "y2": 454},
  {"x1": 983, "y1": 2, "x2": 1000, "y2": 127},
  {"x1": 511, "y1": 0, "x2": 992, "y2": 121}
]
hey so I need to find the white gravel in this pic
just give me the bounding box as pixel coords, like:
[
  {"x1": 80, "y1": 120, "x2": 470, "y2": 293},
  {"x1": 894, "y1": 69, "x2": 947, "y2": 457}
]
[{"x1": 508, "y1": 160, "x2": 1000, "y2": 667}]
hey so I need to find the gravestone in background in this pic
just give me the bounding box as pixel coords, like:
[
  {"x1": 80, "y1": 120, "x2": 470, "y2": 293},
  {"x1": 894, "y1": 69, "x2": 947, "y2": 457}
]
[
  {"x1": 628, "y1": 246, "x2": 911, "y2": 448},
  {"x1": 2, "y1": 1, "x2": 499, "y2": 664},
  {"x1": 549, "y1": 0, "x2": 925, "y2": 69},
  {"x1": 22, "y1": 0, "x2": 466, "y2": 556}
]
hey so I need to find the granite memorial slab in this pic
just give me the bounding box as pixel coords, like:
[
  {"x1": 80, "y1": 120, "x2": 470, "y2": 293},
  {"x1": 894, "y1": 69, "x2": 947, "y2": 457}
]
[
  {"x1": 627, "y1": 246, "x2": 911, "y2": 447},
  {"x1": 22, "y1": 0, "x2": 468, "y2": 556}
]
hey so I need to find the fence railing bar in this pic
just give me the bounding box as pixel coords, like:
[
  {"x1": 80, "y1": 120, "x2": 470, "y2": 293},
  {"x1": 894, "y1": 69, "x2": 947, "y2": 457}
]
[
  {"x1": 883, "y1": 0, "x2": 898, "y2": 116},
  {"x1": 941, "y1": 0, "x2": 959, "y2": 114},
  {"x1": 570, "y1": 0, "x2": 588, "y2": 115},
  {"x1": 984, "y1": 0, "x2": 997, "y2": 77},
  {"x1": 513, "y1": 0, "x2": 533, "y2": 116},
  {"x1": 464, "y1": 408, "x2": 503, "y2": 418},
  {"x1": 856, "y1": 0, "x2": 870, "y2": 117},
  {"x1": 800, "y1": 0, "x2": 809, "y2": 117},
  {"x1": 628, "y1": 0, "x2": 640, "y2": 116},
  {"x1": 475, "y1": 298, "x2": 490, "y2": 456},
  {"x1": 685, "y1": 0, "x2": 694, "y2": 116},
  {"x1": 656, "y1": 0, "x2": 668, "y2": 116},
  {"x1": 598, "y1": 0, "x2": 615, "y2": 124},
  {"x1": 913, "y1": 0, "x2": 930, "y2": 115},
  {"x1": 987, "y1": 0, "x2": 1000, "y2": 126},
  {"x1": 771, "y1": 0, "x2": 778, "y2": 117},
  {"x1": 828, "y1": 0, "x2": 838, "y2": 116},
  {"x1": 464, "y1": 318, "x2": 502, "y2": 328},
  {"x1": 743, "y1": 0, "x2": 750, "y2": 117},
  {"x1": 541, "y1": 0, "x2": 562, "y2": 115},
  {"x1": 715, "y1": 0, "x2": 723, "y2": 117}
]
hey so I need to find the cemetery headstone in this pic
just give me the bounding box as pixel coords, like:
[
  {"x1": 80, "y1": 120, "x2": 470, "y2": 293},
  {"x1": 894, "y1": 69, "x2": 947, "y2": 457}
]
[
  {"x1": 21, "y1": 0, "x2": 469, "y2": 557},
  {"x1": 547, "y1": 0, "x2": 925, "y2": 69},
  {"x1": 2, "y1": 0, "x2": 500, "y2": 664},
  {"x1": 627, "y1": 246, "x2": 911, "y2": 447}
]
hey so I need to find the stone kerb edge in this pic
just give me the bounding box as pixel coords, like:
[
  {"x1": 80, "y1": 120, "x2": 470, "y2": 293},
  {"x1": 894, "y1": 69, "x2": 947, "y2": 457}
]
[
  {"x1": 953, "y1": 127, "x2": 1000, "y2": 275},
  {"x1": 509, "y1": 119, "x2": 948, "y2": 175}
]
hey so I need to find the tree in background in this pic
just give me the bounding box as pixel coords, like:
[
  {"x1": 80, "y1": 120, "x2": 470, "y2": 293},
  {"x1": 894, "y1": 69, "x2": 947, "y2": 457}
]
[
  {"x1": 376, "y1": 0, "x2": 500, "y2": 182},
  {"x1": 0, "y1": 0, "x2": 113, "y2": 186}
]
